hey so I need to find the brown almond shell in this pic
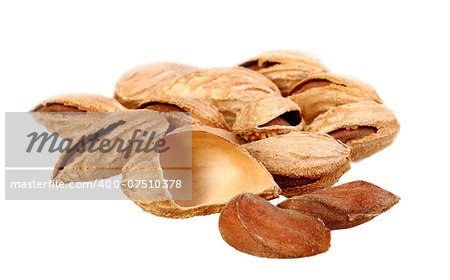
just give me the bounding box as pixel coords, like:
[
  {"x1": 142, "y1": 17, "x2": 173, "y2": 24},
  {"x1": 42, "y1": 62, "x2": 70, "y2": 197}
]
[
  {"x1": 52, "y1": 112, "x2": 169, "y2": 183},
  {"x1": 136, "y1": 93, "x2": 231, "y2": 131},
  {"x1": 306, "y1": 102, "x2": 400, "y2": 161},
  {"x1": 232, "y1": 96, "x2": 305, "y2": 141},
  {"x1": 30, "y1": 93, "x2": 127, "y2": 139},
  {"x1": 126, "y1": 127, "x2": 281, "y2": 218},
  {"x1": 288, "y1": 73, "x2": 383, "y2": 124},
  {"x1": 31, "y1": 93, "x2": 126, "y2": 112},
  {"x1": 239, "y1": 50, "x2": 329, "y2": 96},
  {"x1": 114, "y1": 63, "x2": 198, "y2": 108},
  {"x1": 153, "y1": 67, "x2": 281, "y2": 126},
  {"x1": 242, "y1": 132, "x2": 351, "y2": 197}
]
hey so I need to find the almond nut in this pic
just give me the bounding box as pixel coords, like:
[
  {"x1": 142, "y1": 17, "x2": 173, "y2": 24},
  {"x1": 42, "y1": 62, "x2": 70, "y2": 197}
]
[{"x1": 219, "y1": 192, "x2": 331, "y2": 258}]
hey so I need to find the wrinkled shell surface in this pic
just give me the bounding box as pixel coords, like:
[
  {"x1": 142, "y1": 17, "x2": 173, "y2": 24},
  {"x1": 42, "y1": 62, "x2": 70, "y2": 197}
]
[
  {"x1": 136, "y1": 93, "x2": 231, "y2": 131},
  {"x1": 219, "y1": 192, "x2": 331, "y2": 258},
  {"x1": 31, "y1": 93, "x2": 126, "y2": 139},
  {"x1": 239, "y1": 50, "x2": 329, "y2": 96},
  {"x1": 243, "y1": 132, "x2": 351, "y2": 197},
  {"x1": 154, "y1": 67, "x2": 281, "y2": 126},
  {"x1": 306, "y1": 102, "x2": 400, "y2": 161},
  {"x1": 53, "y1": 112, "x2": 169, "y2": 183},
  {"x1": 114, "y1": 63, "x2": 198, "y2": 108},
  {"x1": 278, "y1": 180, "x2": 400, "y2": 230},
  {"x1": 233, "y1": 96, "x2": 305, "y2": 141},
  {"x1": 126, "y1": 127, "x2": 280, "y2": 218},
  {"x1": 32, "y1": 93, "x2": 126, "y2": 112},
  {"x1": 288, "y1": 73, "x2": 382, "y2": 124}
]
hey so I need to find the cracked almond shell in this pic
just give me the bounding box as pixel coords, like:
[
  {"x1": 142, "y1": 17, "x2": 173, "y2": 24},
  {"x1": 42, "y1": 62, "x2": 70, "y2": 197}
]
[
  {"x1": 124, "y1": 126, "x2": 281, "y2": 218},
  {"x1": 306, "y1": 101, "x2": 400, "y2": 161},
  {"x1": 232, "y1": 96, "x2": 305, "y2": 141},
  {"x1": 135, "y1": 93, "x2": 231, "y2": 131},
  {"x1": 242, "y1": 132, "x2": 351, "y2": 197},
  {"x1": 153, "y1": 67, "x2": 281, "y2": 126},
  {"x1": 239, "y1": 50, "x2": 329, "y2": 96},
  {"x1": 31, "y1": 93, "x2": 126, "y2": 112},
  {"x1": 30, "y1": 93, "x2": 126, "y2": 139},
  {"x1": 114, "y1": 62, "x2": 198, "y2": 108},
  {"x1": 52, "y1": 112, "x2": 169, "y2": 183},
  {"x1": 288, "y1": 73, "x2": 383, "y2": 124}
]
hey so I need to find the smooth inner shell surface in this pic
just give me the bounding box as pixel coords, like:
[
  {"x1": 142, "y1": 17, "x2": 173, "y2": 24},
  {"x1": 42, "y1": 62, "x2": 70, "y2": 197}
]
[{"x1": 161, "y1": 130, "x2": 279, "y2": 208}]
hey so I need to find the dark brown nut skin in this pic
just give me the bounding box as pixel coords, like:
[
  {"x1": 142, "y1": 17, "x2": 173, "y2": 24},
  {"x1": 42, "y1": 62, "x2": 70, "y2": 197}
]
[
  {"x1": 278, "y1": 180, "x2": 400, "y2": 230},
  {"x1": 219, "y1": 193, "x2": 331, "y2": 258}
]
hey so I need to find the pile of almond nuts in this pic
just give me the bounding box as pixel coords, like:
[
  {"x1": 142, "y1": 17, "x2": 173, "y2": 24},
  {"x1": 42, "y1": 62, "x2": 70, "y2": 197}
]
[{"x1": 31, "y1": 50, "x2": 400, "y2": 258}]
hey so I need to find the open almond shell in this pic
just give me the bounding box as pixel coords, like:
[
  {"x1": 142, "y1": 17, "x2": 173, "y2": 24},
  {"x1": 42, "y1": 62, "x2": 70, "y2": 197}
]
[
  {"x1": 232, "y1": 96, "x2": 305, "y2": 141},
  {"x1": 154, "y1": 67, "x2": 281, "y2": 126},
  {"x1": 30, "y1": 93, "x2": 126, "y2": 139},
  {"x1": 52, "y1": 112, "x2": 169, "y2": 183},
  {"x1": 306, "y1": 101, "x2": 400, "y2": 161},
  {"x1": 136, "y1": 93, "x2": 231, "y2": 131},
  {"x1": 114, "y1": 62, "x2": 198, "y2": 108},
  {"x1": 32, "y1": 93, "x2": 126, "y2": 112},
  {"x1": 238, "y1": 50, "x2": 329, "y2": 96},
  {"x1": 288, "y1": 73, "x2": 383, "y2": 124},
  {"x1": 122, "y1": 126, "x2": 281, "y2": 218},
  {"x1": 243, "y1": 132, "x2": 351, "y2": 197}
]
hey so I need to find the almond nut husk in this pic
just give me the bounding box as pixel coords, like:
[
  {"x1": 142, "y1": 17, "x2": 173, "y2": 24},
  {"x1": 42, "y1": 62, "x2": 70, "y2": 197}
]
[
  {"x1": 191, "y1": 125, "x2": 245, "y2": 145},
  {"x1": 306, "y1": 101, "x2": 400, "y2": 161},
  {"x1": 288, "y1": 73, "x2": 383, "y2": 124},
  {"x1": 219, "y1": 192, "x2": 331, "y2": 258},
  {"x1": 135, "y1": 93, "x2": 231, "y2": 131},
  {"x1": 32, "y1": 93, "x2": 126, "y2": 112},
  {"x1": 114, "y1": 63, "x2": 198, "y2": 108},
  {"x1": 278, "y1": 180, "x2": 400, "y2": 230},
  {"x1": 124, "y1": 126, "x2": 281, "y2": 218},
  {"x1": 232, "y1": 96, "x2": 305, "y2": 141},
  {"x1": 242, "y1": 132, "x2": 351, "y2": 197},
  {"x1": 238, "y1": 50, "x2": 329, "y2": 96},
  {"x1": 52, "y1": 112, "x2": 169, "y2": 183},
  {"x1": 154, "y1": 67, "x2": 281, "y2": 126},
  {"x1": 31, "y1": 93, "x2": 126, "y2": 139}
]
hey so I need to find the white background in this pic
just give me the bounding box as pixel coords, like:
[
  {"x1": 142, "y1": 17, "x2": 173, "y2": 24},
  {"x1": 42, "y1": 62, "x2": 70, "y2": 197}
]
[{"x1": 1, "y1": 1, "x2": 449, "y2": 279}]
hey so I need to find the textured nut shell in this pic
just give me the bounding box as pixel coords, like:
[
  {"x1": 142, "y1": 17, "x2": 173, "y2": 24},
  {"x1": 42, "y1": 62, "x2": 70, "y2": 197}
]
[
  {"x1": 288, "y1": 73, "x2": 383, "y2": 124},
  {"x1": 131, "y1": 127, "x2": 281, "y2": 218},
  {"x1": 121, "y1": 152, "x2": 173, "y2": 201},
  {"x1": 278, "y1": 180, "x2": 400, "y2": 230},
  {"x1": 306, "y1": 102, "x2": 400, "y2": 161},
  {"x1": 136, "y1": 93, "x2": 231, "y2": 131},
  {"x1": 239, "y1": 50, "x2": 329, "y2": 96},
  {"x1": 32, "y1": 93, "x2": 126, "y2": 112},
  {"x1": 233, "y1": 96, "x2": 305, "y2": 141},
  {"x1": 52, "y1": 112, "x2": 169, "y2": 183},
  {"x1": 114, "y1": 63, "x2": 198, "y2": 108},
  {"x1": 154, "y1": 67, "x2": 281, "y2": 126},
  {"x1": 31, "y1": 93, "x2": 126, "y2": 139},
  {"x1": 192, "y1": 125, "x2": 245, "y2": 145},
  {"x1": 219, "y1": 193, "x2": 331, "y2": 258},
  {"x1": 243, "y1": 132, "x2": 351, "y2": 196}
]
